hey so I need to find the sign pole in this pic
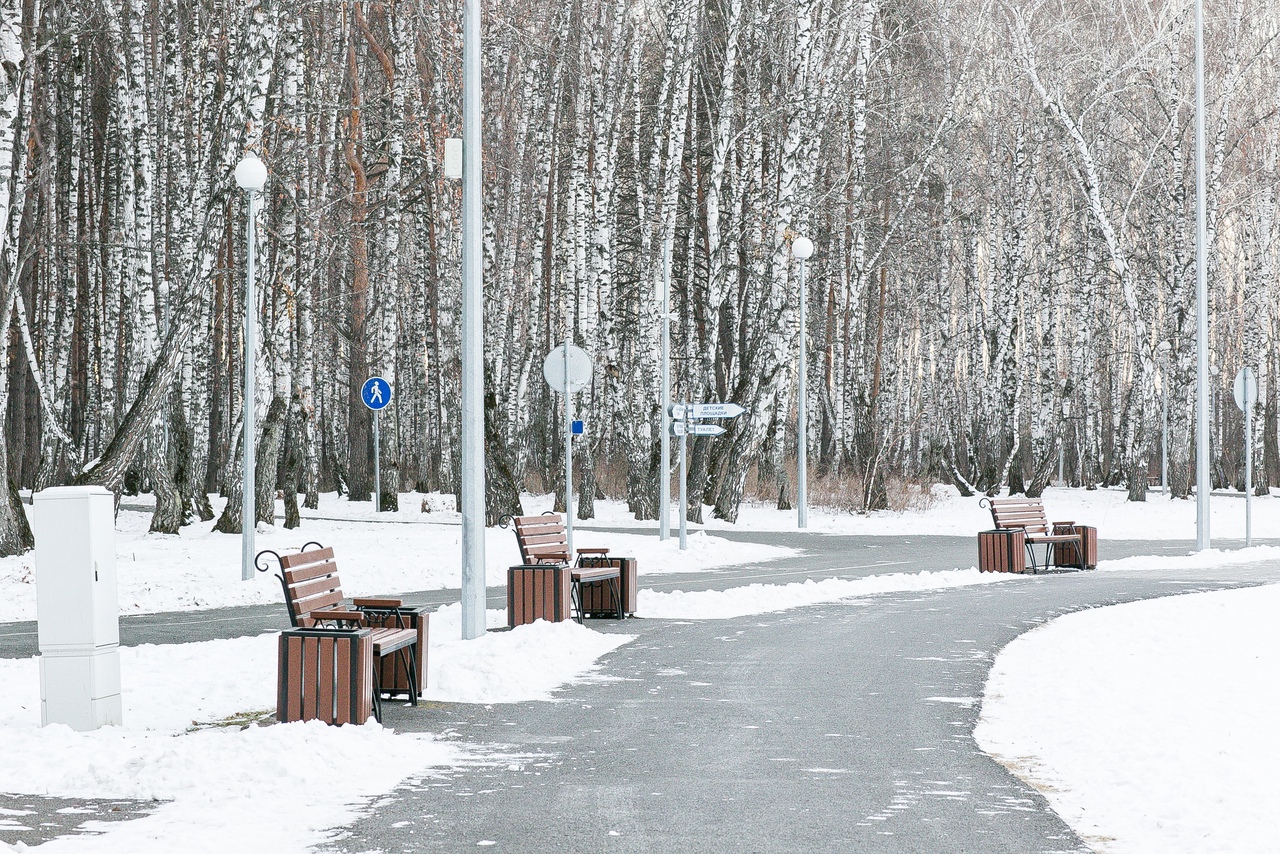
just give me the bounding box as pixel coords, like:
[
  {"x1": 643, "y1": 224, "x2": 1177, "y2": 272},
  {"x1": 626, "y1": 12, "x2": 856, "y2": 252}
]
[
  {"x1": 372, "y1": 410, "x2": 381, "y2": 512},
  {"x1": 564, "y1": 339, "x2": 574, "y2": 558},
  {"x1": 1246, "y1": 393, "x2": 1252, "y2": 547},
  {"x1": 679, "y1": 404, "x2": 688, "y2": 551},
  {"x1": 1245, "y1": 368, "x2": 1253, "y2": 547}
]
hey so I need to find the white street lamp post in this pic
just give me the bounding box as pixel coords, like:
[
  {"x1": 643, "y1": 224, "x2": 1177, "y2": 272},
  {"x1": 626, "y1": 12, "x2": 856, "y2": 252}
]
[
  {"x1": 234, "y1": 153, "x2": 267, "y2": 582},
  {"x1": 791, "y1": 236, "x2": 814, "y2": 529},
  {"x1": 1194, "y1": 0, "x2": 1211, "y2": 550},
  {"x1": 659, "y1": 237, "x2": 672, "y2": 540},
  {"x1": 460, "y1": 0, "x2": 486, "y2": 639}
]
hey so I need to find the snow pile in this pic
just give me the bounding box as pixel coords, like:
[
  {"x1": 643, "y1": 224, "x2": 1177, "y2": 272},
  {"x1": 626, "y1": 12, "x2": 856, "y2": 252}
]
[
  {"x1": 975, "y1": 584, "x2": 1280, "y2": 853},
  {"x1": 0, "y1": 497, "x2": 792, "y2": 623},
  {"x1": 574, "y1": 485, "x2": 1280, "y2": 540},
  {"x1": 0, "y1": 607, "x2": 635, "y2": 851},
  {"x1": 1096, "y1": 544, "x2": 1280, "y2": 573},
  {"x1": 0, "y1": 635, "x2": 466, "y2": 853},
  {"x1": 638, "y1": 568, "x2": 1015, "y2": 620},
  {"x1": 426, "y1": 604, "x2": 633, "y2": 704}
]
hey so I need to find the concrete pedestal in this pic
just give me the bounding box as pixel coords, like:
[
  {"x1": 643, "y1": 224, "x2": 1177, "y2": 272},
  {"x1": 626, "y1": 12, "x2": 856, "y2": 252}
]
[{"x1": 33, "y1": 486, "x2": 122, "y2": 730}]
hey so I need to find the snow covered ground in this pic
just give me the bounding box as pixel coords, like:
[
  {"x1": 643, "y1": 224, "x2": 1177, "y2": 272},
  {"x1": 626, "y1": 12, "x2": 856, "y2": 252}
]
[
  {"x1": 582, "y1": 483, "x2": 1280, "y2": 540},
  {"x1": 4, "y1": 485, "x2": 1280, "y2": 851},
  {"x1": 0, "y1": 608, "x2": 631, "y2": 853},
  {"x1": 4, "y1": 483, "x2": 1270, "y2": 623},
  {"x1": 975, "y1": 583, "x2": 1280, "y2": 854},
  {"x1": 0, "y1": 493, "x2": 794, "y2": 623}
]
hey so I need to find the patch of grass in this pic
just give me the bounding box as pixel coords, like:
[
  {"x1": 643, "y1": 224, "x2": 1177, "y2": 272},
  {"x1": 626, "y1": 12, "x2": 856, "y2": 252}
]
[{"x1": 185, "y1": 708, "x2": 277, "y2": 733}]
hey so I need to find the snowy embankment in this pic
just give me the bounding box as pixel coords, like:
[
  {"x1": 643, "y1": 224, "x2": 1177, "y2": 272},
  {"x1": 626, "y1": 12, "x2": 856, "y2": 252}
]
[
  {"x1": 0, "y1": 606, "x2": 632, "y2": 853},
  {"x1": 581, "y1": 484, "x2": 1280, "y2": 540},
  {"x1": 0, "y1": 492, "x2": 793, "y2": 623},
  {"x1": 975, "y1": 584, "x2": 1280, "y2": 853},
  {"x1": 638, "y1": 568, "x2": 1016, "y2": 619}
]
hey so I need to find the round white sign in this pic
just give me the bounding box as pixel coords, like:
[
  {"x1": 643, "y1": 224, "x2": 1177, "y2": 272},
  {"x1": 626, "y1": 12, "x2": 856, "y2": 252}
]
[
  {"x1": 543, "y1": 344, "x2": 593, "y2": 394},
  {"x1": 1234, "y1": 367, "x2": 1257, "y2": 412}
]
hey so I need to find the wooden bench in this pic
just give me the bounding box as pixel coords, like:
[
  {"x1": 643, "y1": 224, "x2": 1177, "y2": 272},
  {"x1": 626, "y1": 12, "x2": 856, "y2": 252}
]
[
  {"x1": 979, "y1": 497, "x2": 1085, "y2": 573},
  {"x1": 257, "y1": 542, "x2": 421, "y2": 722},
  {"x1": 503, "y1": 514, "x2": 623, "y2": 623}
]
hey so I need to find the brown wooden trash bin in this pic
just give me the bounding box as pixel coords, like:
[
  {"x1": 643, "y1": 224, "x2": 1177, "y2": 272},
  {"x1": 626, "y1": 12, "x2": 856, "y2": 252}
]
[
  {"x1": 363, "y1": 607, "x2": 429, "y2": 698},
  {"x1": 577, "y1": 556, "x2": 638, "y2": 617},
  {"x1": 978, "y1": 529, "x2": 1026, "y2": 573},
  {"x1": 278, "y1": 628, "x2": 374, "y2": 725},
  {"x1": 508, "y1": 565, "x2": 573, "y2": 627},
  {"x1": 1053, "y1": 524, "x2": 1098, "y2": 569}
]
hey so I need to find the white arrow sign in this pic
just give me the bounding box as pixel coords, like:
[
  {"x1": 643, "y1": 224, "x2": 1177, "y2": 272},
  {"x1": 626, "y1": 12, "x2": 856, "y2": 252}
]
[
  {"x1": 690, "y1": 402, "x2": 745, "y2": 419},
  {"x1": 689, "y1": 424, "x2": 726, "y2": 437}
]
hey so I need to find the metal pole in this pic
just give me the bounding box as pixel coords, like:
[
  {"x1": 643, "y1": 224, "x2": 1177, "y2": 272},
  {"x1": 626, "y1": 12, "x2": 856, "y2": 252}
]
[
  {"x1": 1245, "y1": 369, "x2": 1253, "y2": 547},
  {"x1": 679, "y1": 406, "x2": 688, "y2": 551},
  {"x1": 1194, "y1": 0, "x2": 1211, "y2": 551},
  {"x1": 241, "y1": 189, "x2": 256, "y2": 581},
  {"x1": 797, "y1": 258, "x2": 808, "y2": 529},
  {"x1": 372, "y1": 410, "x2": 381, "y2": 511},
  {"x1": 659, "y1": 236, "x2": 672, "y2": 540},
  {"x1": 1162, "y1": 380, "x2": 1168, "y2": 495},
  {"x1": 564, "y1": 339, "x2": 574, "y2": 559},
  {"x1": 459, "y1": 0, "x2": 486, "y2": 639}
]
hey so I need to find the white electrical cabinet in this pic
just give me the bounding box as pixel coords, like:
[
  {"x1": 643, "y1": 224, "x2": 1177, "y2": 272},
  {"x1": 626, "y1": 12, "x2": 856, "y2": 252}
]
[{"x1": 33, "y1": 486, "x2": 122, "y2": 730}]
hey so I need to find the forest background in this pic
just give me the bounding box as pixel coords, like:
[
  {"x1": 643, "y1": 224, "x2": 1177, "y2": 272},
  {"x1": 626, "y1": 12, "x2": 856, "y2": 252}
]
[{"x1": 0, "y1": 0, "x2": 1275, "y2": 556}]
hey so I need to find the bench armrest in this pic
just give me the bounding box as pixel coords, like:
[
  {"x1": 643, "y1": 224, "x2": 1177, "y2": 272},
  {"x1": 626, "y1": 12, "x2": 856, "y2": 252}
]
[
  {"x1": 353, "y1": 597, "x2": 403, "y2": 609},
  {"x1": 1051, "y1": 521, "x2": 1075, "y2": 527},
  {"x1": 311, "y1": 609, "x2": 366, "y2": 624},
  {"x1": 576, "y1": 547, "x2": 610, "y2": 555}
]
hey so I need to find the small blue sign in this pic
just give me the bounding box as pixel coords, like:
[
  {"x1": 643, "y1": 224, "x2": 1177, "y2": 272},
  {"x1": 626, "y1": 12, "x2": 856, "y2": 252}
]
[
  {"x1": 361, "y1": 377, "x2": 392, "y2": 411},
  {"x1": 572, "y1": 420, "x2": 584, "y2": 435}
]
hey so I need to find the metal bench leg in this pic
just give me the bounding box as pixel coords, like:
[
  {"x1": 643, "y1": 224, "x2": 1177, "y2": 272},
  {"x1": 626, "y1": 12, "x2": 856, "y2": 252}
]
[
  {"x1": 1024, "y1": 541, "x2": 1038, "y2": 573},
  {"x1": 399, "y1": 646, "x2": 419, "y2": 706},
  {"x1": 570, "y1": 579, "x2": 584, "y2": 624},
  {"x1": 612, "y1": 576, "x2": 623, "y2": 619},
  {"x1": 371, "y1": 663, "x2": 384, "y2": 723}
]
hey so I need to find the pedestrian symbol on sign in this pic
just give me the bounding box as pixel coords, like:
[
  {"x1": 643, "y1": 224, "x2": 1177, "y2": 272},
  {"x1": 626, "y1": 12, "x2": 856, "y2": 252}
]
[{"x1": 361, "y1": 377, "x2": 392, "y2": 411}]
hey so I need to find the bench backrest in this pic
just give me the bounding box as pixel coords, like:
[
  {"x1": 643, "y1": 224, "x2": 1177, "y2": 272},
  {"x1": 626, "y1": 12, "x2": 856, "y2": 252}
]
[
  {"x1": 985, "y1": 498, "x2": 1051, "y2": 536},
  {"x1": 277, "y1": 546, "x2": 345, "y2": 627},
  {"x1": 512, "y1": 514, "x2": 570, "y2": 565}
]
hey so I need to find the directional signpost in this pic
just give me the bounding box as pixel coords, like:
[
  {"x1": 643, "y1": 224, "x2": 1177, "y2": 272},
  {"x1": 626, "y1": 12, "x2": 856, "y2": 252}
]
[
  {"x1": 361, "y1": 377, "x2": 393, "y2": 511},
  {"x1": 669, "y1": 402, "x2": 744, "y2": 549},
  {"x1": 1234, "y1": 367, "x2": 1257, "y2": 547},
  {"x1": 544, "y1": 343, "x2": 593, "y2": 557}
]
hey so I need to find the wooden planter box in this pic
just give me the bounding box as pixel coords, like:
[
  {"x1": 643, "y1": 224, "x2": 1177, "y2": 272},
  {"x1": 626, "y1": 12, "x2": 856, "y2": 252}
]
[
  {"x1": 577, "y1": 556, "x2": 638, "y2": 616},
  {"x1": 1053, "y1": 524, "x2": 1098, "y2": 569},
  {"x1": 362, "y1": 607, "x2": 429, "y2": 698},
  {"x1": 508, "y1": 565, "x2": 572, "y2": 627},
  {"x1": 278, "y1": 628, "x2": 373, "y2": 726},
  {"x1": 978, "y1": 529, "x2": 1026, "y2": 574}
]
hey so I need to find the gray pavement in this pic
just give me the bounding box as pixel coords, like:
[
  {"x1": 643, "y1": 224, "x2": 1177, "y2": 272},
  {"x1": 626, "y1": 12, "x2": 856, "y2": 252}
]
[
  {"x1": 328, "y1": 562, "x2": 1280, "y2": 853},
  {"x1": 3, "y1": 528, "x2": 1279, "y2": 850},
  {"x1": 0, "y1": 531, "x2": 1244, "y2": 659}
]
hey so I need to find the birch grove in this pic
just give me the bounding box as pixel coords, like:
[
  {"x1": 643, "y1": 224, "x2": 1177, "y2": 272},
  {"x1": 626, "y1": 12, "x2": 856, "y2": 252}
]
[{"x1": 1, "y1": 0, "x2": 1279, "y2": 555}]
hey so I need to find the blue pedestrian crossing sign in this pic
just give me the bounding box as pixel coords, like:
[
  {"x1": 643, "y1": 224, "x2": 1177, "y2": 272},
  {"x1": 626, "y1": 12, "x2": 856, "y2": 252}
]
[{"x1": 361, "y1": 377, "x2": 392, "y2": 411}]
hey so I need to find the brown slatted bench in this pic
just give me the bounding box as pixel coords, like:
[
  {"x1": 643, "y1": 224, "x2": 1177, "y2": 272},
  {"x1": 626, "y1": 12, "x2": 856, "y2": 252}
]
[
  {"x1": 257, "y1": 542, "x2": 420, "y2": 722},
  {"x1": 506, "y1": 513, "x2": 623, "y2": 623},
  {"x1": 980, "y1": 497, "x2": 1085, "y2": 573}
]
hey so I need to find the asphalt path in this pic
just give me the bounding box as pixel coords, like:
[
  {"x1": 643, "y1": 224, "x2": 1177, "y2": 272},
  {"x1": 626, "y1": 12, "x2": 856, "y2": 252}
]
[
  {"x1": 3, "y1": 528, "x2": 1279, "y2": 851},
  {"x1": 0, "y1": 529, "x2": 1258, "y2": 658},
  {"x1": 327, "y1": 561, "x2": 1280, "y2": 853}
]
